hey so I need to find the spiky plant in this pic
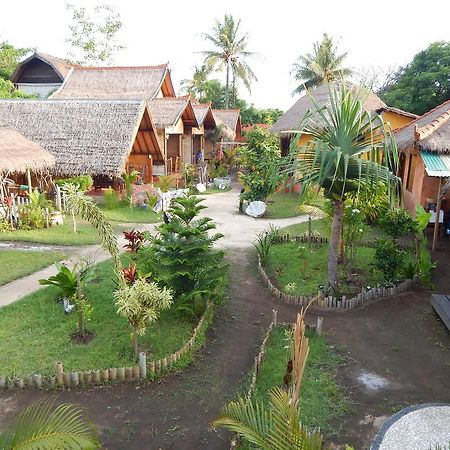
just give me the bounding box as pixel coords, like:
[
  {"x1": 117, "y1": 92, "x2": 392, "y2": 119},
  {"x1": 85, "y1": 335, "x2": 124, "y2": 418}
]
[{"x1": 0, "y1": 399, "x2": 100, "y2": 449}]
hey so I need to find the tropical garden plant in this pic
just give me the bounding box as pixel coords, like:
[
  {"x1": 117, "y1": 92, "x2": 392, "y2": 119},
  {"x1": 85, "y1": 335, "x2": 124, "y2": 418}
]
[
  {"x1": 201, "y1": 14, "x2": 257, "y2": 108},
  {"x1": 140, "y1": 196, "x2": 226, "y2": 315},
  {"x1": 291, "y1": 33, "x2": 353, "y2": 95},
  {"x1": 239, "y1": 128, "x2": 282, "y2": 203},
  {"x1": 286, "y1": 83, "x2": 401, "y2": 290},
  {"x1": 0, "y1": 399, "x2": 100, "y2": 449}
]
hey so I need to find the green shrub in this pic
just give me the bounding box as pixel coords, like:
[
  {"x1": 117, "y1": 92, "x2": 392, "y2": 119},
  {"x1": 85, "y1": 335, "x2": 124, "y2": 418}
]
[
  {"x1": 139, "y1": 196, "x2": 226, "y2": 316},
  {"x1": 155, "y1": 176, "x2": 172, "y2": 193},
  {"x1": 373, "y1": 239, "x2": 406, "y2": 282},
  {"x1": 55, "y1": 175, "x2": 93, "y2": 192},
  {"x1": 103, "y1": 188, "x2": 120, "y2": 210},
  {"x1": 379, "y1": 208, "x2": 415, "y2": 238}
]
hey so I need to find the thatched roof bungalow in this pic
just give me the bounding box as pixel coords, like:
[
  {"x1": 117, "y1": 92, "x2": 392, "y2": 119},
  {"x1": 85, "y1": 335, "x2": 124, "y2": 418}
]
[
  {"x1": 148, "y1": 97, "x2": 198, "y2": 172},
  {"x1": 11, "y1": 52, "x2": 73, "y2": 98},
  {"x1": 394, "y1": 99, "x2": 450, "y2": 248},
  {"x1": 212, "y1": 109, "x2": 242, "y2": 142},
  {"x1": 50, "y1": 64, "x2": 175, "y2": 100},
  {"x1": 0, "y1": 127, "x2": 55, "y2": 175},
  {"x1": 0, "y1": 100, "x2": 162, "y2": 183},
  {"x1": 192, "y1": 102, "x2": 216, "y2": 160}
]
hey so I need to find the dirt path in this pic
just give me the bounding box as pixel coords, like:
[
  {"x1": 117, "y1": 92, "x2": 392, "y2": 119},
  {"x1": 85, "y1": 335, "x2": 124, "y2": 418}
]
[{"x1": 0, "y1": 249, "x2": 299, "y2": 449}]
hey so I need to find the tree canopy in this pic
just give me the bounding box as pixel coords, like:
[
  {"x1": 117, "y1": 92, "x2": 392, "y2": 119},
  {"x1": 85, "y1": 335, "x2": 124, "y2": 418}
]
[
  {"x1": 0, "y1": 41, "x2": 32, "y2": 80},
  {"x1": 291, "y1": 34, "x2": 352, "y2": 95},
  {"x1": 379, "y1": 41, "x2": 450, "y2": 115}
]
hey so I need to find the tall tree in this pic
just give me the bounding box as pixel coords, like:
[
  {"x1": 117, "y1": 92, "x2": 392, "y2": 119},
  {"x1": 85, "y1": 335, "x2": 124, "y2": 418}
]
[
  {"x1": 380, "y1": 41, "x2": 450, "y2": 115},
  {"x1": 180, "y1": 64, "x2": 211, "y2": 100},
  {"x1": 201, "y1": 14, "x2": 257, "y2": 108},
  {"x1": 66, "y1": 3, "x2": 124, "y2": 65},
  {"x1": 0, "y1": 41, "x2": 32, "y2": 80},
  {"x1": 287, "y1": 84, "x2": 400, "y2": 290},
  {"x1": 291, "y1": 34, "x2": 352, "y2": 95}
]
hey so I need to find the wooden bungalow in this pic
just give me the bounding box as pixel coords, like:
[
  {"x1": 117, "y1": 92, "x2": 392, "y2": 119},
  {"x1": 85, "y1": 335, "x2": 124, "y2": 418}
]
[
  {"x1": 395, "y1": 100, "x2": 450, "y2": 249},
  {"x1": 11, "y1": 52, "x2": 72, "y2": 98},
  {"x1": 148, "y1": 97, "x2": 198, "y2": 175},
  {"x1": 192, "y1": 102, "x2": 216, "y2": 161},
  {"x1": 271, "y1": 82, "x2": 415, "y2": 155},
  {"x1": 50, "y1": 64, "x2": 175, "y2": 100},
  {"x1": 0, "y1": 127, "x2": 55, "y2": 201},
  {"x1": 0, "y1": 100, "x2": 163, "y2": 186}
]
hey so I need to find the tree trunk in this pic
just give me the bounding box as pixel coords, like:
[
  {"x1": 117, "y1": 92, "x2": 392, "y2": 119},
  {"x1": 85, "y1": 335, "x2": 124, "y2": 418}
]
[
  {"x1": 328, "y1": 200, "x2": 344, "y2": 290},
  {"x1": 133, "y1": 324, "x2": 139, "y2": 359},
  {"x1": 225, "y1": 60, "x2": 230, "y2": 108},
  {"x1": 71, "y1": 210, "x2": 77, "y2": 234}
]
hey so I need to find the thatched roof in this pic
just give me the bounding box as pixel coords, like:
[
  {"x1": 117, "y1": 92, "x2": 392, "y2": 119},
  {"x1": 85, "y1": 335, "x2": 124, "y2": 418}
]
[
  {"x1": 395, "y1": 99, "x2": 450, "y2": 153},
  {"x1": 0, "y1": 127, "x2": 55, "y2": 174},
  {"x1": 51, "y1": 64, "x2": 175, "y2": 100},
  {"x1": 213, "y1": 109, "x2": 241, "y2": 132},
  {"x1": 149, "y1": 97, "x2": 198, "y2": 129},
  {"x1": 192, "y1": 102, "x2": 216, "y2": 129},
  {"x1": 11, "y1": 52, "x2": 73, "y2": 83},
  {"x1": 0, "y1": 100, "x2": 158, "y2": 176},
  {"x1": 271, "y1": 82, "x2": 386, "y2": 133}
]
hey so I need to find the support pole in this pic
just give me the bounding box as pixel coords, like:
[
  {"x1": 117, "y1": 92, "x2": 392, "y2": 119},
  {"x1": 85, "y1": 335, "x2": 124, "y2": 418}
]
[
  {"x1": 316, "y1": 317, "x2": 323, "y2": 336},
  {"x1": 432, "y1": 177, "x2": 443, "y2": 252},
  {"x1": 26, "y1": 168, "x2": 32, "y2": 194}
]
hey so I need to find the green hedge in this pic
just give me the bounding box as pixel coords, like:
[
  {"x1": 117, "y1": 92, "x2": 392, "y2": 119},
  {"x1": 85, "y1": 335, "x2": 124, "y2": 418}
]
[{"x1": 55, "y1": 175, "x2": 93, "y2": 192}]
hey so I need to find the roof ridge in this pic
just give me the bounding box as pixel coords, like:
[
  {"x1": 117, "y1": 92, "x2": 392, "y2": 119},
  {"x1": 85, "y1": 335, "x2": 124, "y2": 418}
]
[
  {"x1": 73, "y1": 63, "x2": 168, "y2": 71},
  {"x1": 397, "y1": 98, "x2": 450, "y2": 133},
  {"x1": 414, "y1": 110, "x2": 450, "y2": 140}
]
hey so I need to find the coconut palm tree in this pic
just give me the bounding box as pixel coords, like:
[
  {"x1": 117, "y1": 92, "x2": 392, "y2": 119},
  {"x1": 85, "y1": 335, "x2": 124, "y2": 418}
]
[
  {"x1": 291, "y1": 34, "x2": 352, "y2": 95},
  {"x1": 287, "y1": 83, "x2": 400, "y2": 290},
  {"x1": 180, "y1": 64, "x2": 211, "y2": 100},
  {"x1": 201, "y1": 14, "x2": 257, "y2": 108},
  {"x1": 0, "y1": 399, "x2": 100, "y2": 449}
]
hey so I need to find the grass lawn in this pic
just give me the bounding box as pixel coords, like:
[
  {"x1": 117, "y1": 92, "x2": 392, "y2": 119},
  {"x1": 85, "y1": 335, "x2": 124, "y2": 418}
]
[
  {"x1": 100, "y1": 205, "x2": 161, "y2": 223},
  {"x1": 0, "y1": 259, "x2": 195, "y2": 377},
  {"x1": 266, "y1": 242, "x2": 383, "y2": 297},
  {"x1": 239, "y1": 326, "x2": 348, "y2": 447},
  {"x1": 0, "y1": 250, "x2": 66, "y2": 286},
  {"x1": 198, "y1": 186, "x2": 232, "y2": 195},
  {"x1": 0, "y1": 221, "x2": 126, "y2": 246},
  {"x1": 266, "y1": 192, "x2": 303, "y2": 218}
]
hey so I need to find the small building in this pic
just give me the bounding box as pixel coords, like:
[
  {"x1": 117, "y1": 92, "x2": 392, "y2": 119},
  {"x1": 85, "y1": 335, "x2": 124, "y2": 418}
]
[
  {"x1": 148, "y1": 97, "x2": 198, "y2": 174},
  {"x1": 395, "y1": 100, "x2": 450, "y2": 246},
  {"x1": 11, "y1": 52, "x2": 72, "y2": 98},
  {"x1": 192, "y1": 102, "x2": 217, "y2": 161},
  {"x1": 0, "y1": 100, "x2": 163, "y2": 185},
  {"x1": 271, "y1": 82, "x2": 415, "y2": 155},
  {"x1": 212, "y1": 109, "x2": 242, "y2": 142},
  {"x1": 0, "y1": 127, "x2": 55, "y2": 201},
  {"x1": 50, "y1": 64, "x2": 175, "y2": 100}
]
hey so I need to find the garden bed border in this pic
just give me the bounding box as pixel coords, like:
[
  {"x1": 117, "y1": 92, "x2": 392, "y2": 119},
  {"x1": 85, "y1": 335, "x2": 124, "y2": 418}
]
[
  {"x1": 258, "y1": 255, "x2": 416, "y2": 310},
  {"x1": 0, "y1": 302, "x2": 213, "y2": 391}
]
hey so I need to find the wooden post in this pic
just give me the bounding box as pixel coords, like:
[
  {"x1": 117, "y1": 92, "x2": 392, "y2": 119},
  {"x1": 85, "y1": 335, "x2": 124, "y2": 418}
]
[
  {"x1": 26, "y1": 168, "x2": 32, "y2": 194},
  {"x1": 139, "y1": 352, "x2": 147, "y2": 379},
  {"x1": 55, "y1": 362, "x2": 64, "y2": 386},
  {"x1": 34, "y1": 374, "x2": 43, "y2": 389},
  {"x1": 316, "y1": 317, "x2": 323, "y2": 336},
  {"x1": 432, "y1": 177, "x2": 443, "y2": 251},
  {"x1": 109, "y1": 368, "x2": 117, "y2": 381}
]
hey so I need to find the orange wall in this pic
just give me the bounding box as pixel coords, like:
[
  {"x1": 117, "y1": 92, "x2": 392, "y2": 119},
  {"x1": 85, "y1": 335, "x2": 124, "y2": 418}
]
[
  {"x1": 127, "y1": 154, "x2": 153, "y2": 183},
  {"x1": 381, "y1": 111, "x2": 415, "y2": 131}
]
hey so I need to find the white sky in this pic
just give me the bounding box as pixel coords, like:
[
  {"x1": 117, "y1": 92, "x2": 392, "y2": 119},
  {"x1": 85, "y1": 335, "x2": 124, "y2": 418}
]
[{"x1": 1, "y1": 0, "x2": 449, "y2": 110}]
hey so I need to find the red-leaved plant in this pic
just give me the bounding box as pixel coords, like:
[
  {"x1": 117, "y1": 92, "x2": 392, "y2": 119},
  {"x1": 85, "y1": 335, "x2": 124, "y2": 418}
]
[{"x1": 123, "y1": 229, "x2": 144, "y2": 254}]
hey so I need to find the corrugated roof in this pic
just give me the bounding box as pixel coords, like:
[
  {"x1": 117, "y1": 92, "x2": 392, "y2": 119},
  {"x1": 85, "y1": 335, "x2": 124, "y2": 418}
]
[
  {"x1": 51, "y1": 64, "x2": 173, "y2": 100},
  {"x1": 271, "y1": 81, "x2": 386, "y2": 133},
  {"x1": 421, "y1": 151, "x2": 450, "y2": 177}
]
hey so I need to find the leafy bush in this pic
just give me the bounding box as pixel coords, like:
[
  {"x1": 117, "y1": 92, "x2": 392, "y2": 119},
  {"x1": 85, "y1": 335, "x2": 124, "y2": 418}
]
[
  {"x1": 139, "y1": 196, "x2": 226, "y2": 315},
  {"x1": 373, "y1": 239, "x2": 406, "y2": 282},
  {"x1": 254, "y1": 225, "x2": 280, "y2": 264},
  {"x1": 19, "y1": 190, "x2": 53, "y2": 229},
  {"x1": 209, "y1": 159, "x2": 228, "y2": 179},
  {"x1": 145, "y1": 192, "x2": 158, "y2": 209},
  {"x1": 103, "y1": 188, "x2": 120, "y2": 209},
  {"x1": 155, "y1": 175, "x2": 172, "y2": 193},
  {"x1": 346, "y1": 182, "x2": 390, "y2": 223},
  {"x1": 379, "y1": 208, "x2": 415, "y2": 238},
  {"x1": 238, "y1": 128, "x2": 282, "y2": 202},
  {"x1": 183, "y1": 163, "x2": 197, "y2": 185},
  {"x1": 55, "y1": 175, "x2": 93, "y2": 192},
  {"x1": 343, "y1": 205, "x2": 367, "y2": 262}
]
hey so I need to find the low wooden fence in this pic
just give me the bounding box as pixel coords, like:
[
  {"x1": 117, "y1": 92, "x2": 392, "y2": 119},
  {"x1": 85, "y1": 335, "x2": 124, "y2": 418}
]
[
  {"x1": 0, "y1": 302, "x2": 213, "y2": 391},
  {"x1": 258, "y1": 257, "x2": 416, "y2": 310}
]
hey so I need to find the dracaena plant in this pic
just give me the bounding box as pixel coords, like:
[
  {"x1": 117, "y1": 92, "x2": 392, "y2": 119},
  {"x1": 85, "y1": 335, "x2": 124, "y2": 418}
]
[{"x1": 123, "y1": 229, "x2": 144, "y2": 255}]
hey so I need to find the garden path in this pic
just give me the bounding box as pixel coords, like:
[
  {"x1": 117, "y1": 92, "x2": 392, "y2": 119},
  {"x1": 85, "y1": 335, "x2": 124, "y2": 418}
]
[{"x1": 0, "y1": 181, "x2": 307, "y2": 306}]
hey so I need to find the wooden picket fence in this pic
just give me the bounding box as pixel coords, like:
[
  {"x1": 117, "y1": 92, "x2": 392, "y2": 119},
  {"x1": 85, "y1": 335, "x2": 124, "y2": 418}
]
[
  {"x1": 258, "y1": 257, "x2": 416, "y2": 310},
  {"x1": 0, "y1": 302, "x2": 213, "y2": 391}
]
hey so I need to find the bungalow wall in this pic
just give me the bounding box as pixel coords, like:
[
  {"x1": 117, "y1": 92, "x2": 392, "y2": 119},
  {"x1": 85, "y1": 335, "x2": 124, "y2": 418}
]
[{"x1": 381, "y1": 111, "x2": 414, "y2": 131}]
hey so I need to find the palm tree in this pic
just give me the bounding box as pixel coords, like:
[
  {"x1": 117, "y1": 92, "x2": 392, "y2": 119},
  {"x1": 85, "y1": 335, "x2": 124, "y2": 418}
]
[
  {"x1": 287, "y1": 83, "x2": 400, "y2": 290},
  {"x1": 180, "y1": 65, "x2": 211, "y2": 100},
  {"x1": 291, "y1": 34, "x2": 352, "y2": 95},
  {"x1": 0, "y1": 399, "x2": 100, "y2": 449},
  {"x1": 201, "y1": 14, "x2": 257, "y2": 108}
]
